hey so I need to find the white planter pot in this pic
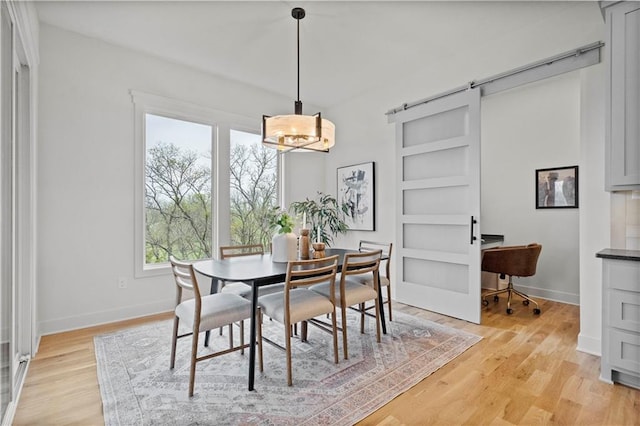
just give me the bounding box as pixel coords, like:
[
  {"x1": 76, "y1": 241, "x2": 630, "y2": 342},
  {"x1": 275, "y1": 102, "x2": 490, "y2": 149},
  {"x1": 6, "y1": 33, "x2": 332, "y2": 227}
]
[{"x1": 272, "y1": 232, "x2": 298, "y2": 262}]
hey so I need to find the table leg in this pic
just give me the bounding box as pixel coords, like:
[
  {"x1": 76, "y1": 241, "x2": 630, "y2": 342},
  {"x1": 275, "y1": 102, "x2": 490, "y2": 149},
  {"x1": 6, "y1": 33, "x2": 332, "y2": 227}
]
[
  {"x1": 204, "y1": 278, "x2": 220, "y2": 347},
  {"x1": 377, "y1": 272, "x2": 387, "y2": 334},
  {"x1": 248, "y1": 281, "x2": 257, "y2": 391}
]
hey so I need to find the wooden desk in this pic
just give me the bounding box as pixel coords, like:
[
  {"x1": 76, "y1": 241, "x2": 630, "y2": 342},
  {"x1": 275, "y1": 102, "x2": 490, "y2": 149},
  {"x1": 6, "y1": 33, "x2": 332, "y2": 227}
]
[
  {"x1": 193, "y1": 248, "x2": 388, "y2": 391},
  {"x1": 481, "y1": 234, "x2": 505, "y2": 290}
]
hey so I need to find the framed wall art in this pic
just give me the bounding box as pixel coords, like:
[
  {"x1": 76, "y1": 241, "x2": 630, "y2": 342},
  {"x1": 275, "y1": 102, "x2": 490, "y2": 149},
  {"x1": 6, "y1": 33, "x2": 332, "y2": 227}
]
[
  {"x1": 337, "y1": 162, "x2": 375, "y2": 230},
  {"x1": 536, "y1": 165, "x2": 579, "y2": 209}
]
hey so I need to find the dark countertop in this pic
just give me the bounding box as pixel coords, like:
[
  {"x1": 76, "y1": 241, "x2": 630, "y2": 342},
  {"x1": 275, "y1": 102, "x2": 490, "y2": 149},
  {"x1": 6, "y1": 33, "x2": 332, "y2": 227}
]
[{"x1": 596, "y1": 249, "x2": 640, "y2": 262}]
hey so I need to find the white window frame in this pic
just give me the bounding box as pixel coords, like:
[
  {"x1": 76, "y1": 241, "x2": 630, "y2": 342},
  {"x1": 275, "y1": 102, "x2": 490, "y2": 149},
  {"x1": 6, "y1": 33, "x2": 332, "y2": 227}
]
[
  {"x1": 131, "y1": 91, "x2": 264, "y2": 278},
  {"x1": 2, "y1": 2, "x2": 38, "y2": 425}
]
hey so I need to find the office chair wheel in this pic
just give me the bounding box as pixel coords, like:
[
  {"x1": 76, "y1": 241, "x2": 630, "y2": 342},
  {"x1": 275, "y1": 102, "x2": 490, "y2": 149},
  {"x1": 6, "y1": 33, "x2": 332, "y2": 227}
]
[
  {"x1": 523, "y1": 300, "x2": 529, "y2": 305},
  {"x1": 506, "y1": 308, "x2": 513, "y2": 315},
  {"x1": 533, "y1": 308, "x2": 541, "y2": 315},
  {"x1": 482, "y1": 299, "x2": 489, "y2": 306},
  {"x1": 493, "y1": 295, "x2": 499, "y2": 302}
]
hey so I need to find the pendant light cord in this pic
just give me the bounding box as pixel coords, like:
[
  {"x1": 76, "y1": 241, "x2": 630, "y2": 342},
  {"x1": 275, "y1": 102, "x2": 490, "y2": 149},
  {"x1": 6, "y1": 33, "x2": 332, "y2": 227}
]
[
  {"x1": 291, "y1": 7, "x2": 305, "y2": 115},
  {"x1": 296, "y1": 16, "x2": 300, "y2": 103}
]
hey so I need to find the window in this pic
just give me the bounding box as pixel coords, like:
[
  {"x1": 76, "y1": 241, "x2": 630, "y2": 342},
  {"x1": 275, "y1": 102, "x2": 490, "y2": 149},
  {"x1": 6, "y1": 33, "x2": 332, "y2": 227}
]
[
  {"x1": 145, "y1": 114, "x2": 213, "y2": 264},
  {"x1": 229, "y1": 130, "x2": 278, "y2": 248},
  {"x1": 132, "y1": 91, "x2": 280, "y2": 277}
]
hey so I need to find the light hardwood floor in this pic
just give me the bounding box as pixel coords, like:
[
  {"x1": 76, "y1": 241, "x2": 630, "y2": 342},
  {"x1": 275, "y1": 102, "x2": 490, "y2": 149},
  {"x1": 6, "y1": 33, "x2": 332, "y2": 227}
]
[{"x1": 13, "y1": 298, "x2": 639, "y2": 425}]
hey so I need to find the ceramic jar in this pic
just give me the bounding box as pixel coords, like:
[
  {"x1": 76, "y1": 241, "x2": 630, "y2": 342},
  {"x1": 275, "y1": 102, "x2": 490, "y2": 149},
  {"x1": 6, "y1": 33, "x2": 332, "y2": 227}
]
[{"x1": 272, "y1": 232, "x2": 297, "y2": 262}]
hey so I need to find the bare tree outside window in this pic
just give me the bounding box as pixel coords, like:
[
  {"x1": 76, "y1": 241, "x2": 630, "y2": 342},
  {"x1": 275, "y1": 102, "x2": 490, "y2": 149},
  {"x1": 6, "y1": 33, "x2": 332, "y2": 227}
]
[
  {"x1": 144, "y1": 119, "x2": 278, "y2": 264},
  {"x1": 229, "y1": 130, "x2": 278, "y2": 249},
  {"x1": 144, "y1": 114, "x2": 212, "y2": 263}
]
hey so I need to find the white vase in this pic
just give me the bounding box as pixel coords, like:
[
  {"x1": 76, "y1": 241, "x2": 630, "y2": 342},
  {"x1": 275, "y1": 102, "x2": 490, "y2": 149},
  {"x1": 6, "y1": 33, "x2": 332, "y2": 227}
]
[{"x1": 272, "y1": 232, "x2": 298, "y2": 262}]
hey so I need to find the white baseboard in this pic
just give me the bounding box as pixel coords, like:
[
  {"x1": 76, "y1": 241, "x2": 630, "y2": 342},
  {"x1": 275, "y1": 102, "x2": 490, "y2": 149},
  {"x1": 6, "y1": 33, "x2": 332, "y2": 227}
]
[
  {"x1": 577, "y1": 332, "x2": 601, "y2": 356},
  {"x1": 33, "y1": 335, "x2": 40, "y2": 357},
  {"x1": 512, "y1": 284, "x2": 580, "y2": 305},
  {"x1": 38, "y1": 299, "x2": 174, "y2": 336}
]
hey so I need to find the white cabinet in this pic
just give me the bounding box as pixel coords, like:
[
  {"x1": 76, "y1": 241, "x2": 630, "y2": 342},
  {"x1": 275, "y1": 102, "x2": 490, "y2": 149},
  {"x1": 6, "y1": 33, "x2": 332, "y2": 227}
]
[
  {"x1": 598, "y1": 249, "x2": 640, "y2": 390},
  {"x1": 604, "y1": 2, "x2": 640, "y2": 191}
]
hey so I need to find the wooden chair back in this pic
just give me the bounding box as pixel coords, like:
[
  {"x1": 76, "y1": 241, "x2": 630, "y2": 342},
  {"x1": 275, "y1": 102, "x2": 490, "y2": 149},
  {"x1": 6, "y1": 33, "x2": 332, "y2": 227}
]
[
  {"x1": 169, "y1": 255, "x2": 202, "y2": 312},
  {"x1": 286, "y1": 255, "x2": 339, "y2": 293},
  {"x1": 359, "y1": 240, "x2": 392, "y2": 279},
  {"x1": 220, "y1": 244, "x2": 264, "y2": 259},
  {"x1": 342, "y1": 249, "x2": 382, "y2": 282}
]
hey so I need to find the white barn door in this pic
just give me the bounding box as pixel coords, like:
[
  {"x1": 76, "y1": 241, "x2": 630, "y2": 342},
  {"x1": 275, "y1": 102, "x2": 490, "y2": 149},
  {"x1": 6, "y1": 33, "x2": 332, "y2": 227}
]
[{"x1": 392, "y1": 88, "x2": 481, "y2": 324}]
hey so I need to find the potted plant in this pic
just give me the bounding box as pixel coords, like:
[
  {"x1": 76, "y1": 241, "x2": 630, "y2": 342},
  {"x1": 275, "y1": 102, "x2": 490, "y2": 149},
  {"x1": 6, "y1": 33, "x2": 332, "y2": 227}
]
[
  {"x1": 290, "y1": 192, "x2": 349, "y2": 247},
  {"x1": 268, "y1": 209, "x2": 297, "y2": 262}
]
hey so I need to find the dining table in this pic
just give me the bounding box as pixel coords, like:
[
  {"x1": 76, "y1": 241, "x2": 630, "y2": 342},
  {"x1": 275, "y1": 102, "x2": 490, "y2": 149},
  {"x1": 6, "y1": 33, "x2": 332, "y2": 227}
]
[{"x1": 192, "y1": 247, "x2": 388, "y2": 391}]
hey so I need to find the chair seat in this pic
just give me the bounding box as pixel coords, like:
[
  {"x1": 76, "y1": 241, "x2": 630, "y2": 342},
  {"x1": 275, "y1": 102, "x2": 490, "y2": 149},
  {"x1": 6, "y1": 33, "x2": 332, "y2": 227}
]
[
  {"x1": 258, "y1": 288, "x2": 334, "y2": 325},
  {"x1": 176, "y1": 292, "x2": 252, "y2": 332},
  {"x1": 221, "y1": 281, "x2": 285, "y2": 298},
  {"x1": 220, "y1": 281, "x2": 252, "y2": 295},
  {"x1": 356, "y1": 275, "x2": 390, "y2": 287},
  {"x1": 337, "y1": 272, "x2": 388, "y2": 286},
  {"x1": 310, "y1": 278, "x2": 378, "y2": 307}
]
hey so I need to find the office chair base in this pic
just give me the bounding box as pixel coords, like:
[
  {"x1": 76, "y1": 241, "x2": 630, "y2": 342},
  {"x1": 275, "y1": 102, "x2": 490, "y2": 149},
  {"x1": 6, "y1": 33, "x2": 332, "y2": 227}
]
[{"x1": 482, "y1": 281, "x2": 541, "y2": 315}]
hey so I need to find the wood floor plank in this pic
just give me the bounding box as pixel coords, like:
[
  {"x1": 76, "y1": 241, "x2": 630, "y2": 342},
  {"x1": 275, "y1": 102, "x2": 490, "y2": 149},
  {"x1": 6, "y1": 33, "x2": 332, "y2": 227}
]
[
  {"x1": 520, "y1": 405, "x2": 554, "y2": 425},
  {"x1": 12, "y1": 301, "x2": 640, "y2": 425}
]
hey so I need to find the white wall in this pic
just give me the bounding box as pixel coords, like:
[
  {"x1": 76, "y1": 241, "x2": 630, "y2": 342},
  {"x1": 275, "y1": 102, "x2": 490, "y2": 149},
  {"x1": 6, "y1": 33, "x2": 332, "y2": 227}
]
[
  {"x1": 578, "y1": 63, "x2": 609, "y2": 355},
  {"x1": 481, "y1": 73, "x2": 581, "y2": 304},
  {"x1": 322, "y1": 4, "x2": 606, "y2": 350},
  {"x1": 36, "y1": 2, "x2": 610, "y2": 361},
  {"x1": 36, "y1": 24, "x2": 322, "y2": 334},
  {"x1": 283, "y1": 152, "x2": 326, "y2": 209},
  {"x1": 324, "y1": 100, "x2": 397, "y2": 249},
  {"x1": 326, "y1": 6, "x2": 603, "y2": 263}
]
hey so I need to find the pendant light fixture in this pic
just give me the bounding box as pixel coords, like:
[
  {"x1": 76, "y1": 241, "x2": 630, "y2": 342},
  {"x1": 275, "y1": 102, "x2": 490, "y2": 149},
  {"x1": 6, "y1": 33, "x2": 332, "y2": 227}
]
[{"x1": 262, "y1": 7, "x2": 335, "y2": 153}]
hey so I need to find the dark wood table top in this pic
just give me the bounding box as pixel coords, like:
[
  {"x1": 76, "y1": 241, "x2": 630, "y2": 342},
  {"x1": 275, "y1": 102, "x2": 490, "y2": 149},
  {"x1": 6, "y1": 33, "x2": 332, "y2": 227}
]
[{"x1": 193, "y1": 248, "x2": 356, "y2": 285}]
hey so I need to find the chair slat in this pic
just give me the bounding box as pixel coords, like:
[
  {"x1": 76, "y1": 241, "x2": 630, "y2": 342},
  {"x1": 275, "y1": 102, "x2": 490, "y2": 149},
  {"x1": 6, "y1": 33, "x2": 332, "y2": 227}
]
[{"x1": 220, "y1": 244, "x2": 264, "y2": 259}]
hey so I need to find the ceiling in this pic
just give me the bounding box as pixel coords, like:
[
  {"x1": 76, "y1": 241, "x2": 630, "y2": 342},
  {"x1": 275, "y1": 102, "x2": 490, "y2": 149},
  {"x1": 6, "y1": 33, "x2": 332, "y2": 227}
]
[{"x1": 34, "y1": 1, "x2": 602, "y2": 109}]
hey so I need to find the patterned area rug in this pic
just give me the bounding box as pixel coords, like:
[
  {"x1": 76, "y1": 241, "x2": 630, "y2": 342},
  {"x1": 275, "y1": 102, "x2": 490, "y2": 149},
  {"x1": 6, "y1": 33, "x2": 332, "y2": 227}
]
[{"x1": 95, "y1": 310, "x2": 481, "y2": 425}]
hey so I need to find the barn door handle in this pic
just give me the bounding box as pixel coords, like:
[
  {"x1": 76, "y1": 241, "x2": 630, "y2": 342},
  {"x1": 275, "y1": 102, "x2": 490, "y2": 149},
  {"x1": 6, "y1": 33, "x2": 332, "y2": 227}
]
[{"x1": 470, "y1": 216, "x2": 477, "y2": 245}]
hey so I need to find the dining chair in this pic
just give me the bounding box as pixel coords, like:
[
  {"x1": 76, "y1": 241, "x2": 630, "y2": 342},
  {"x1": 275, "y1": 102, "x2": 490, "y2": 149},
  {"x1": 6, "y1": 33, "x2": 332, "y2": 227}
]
[
  {"x1": 310, "y1": 250, "x2": 382, "y2": 360},
  {"x1": 256, "y1": 255, "x2": 340, "y2": 386},
  {"x1": 219, "y1": 244, "x2": 285, "y2": 298},
  {"x1": 358, "y1": 240, "x2": 393, "y2": 321},
  {"x1": 218, "y1": 244, "x2": 264, "y2": 296},
  {"x1": 169, "y1": 256, "x2": 259, "y2": 397}
]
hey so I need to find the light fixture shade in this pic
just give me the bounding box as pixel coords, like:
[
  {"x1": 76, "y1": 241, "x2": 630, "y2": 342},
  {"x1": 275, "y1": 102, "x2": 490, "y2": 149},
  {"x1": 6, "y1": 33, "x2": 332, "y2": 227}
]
[
  {"x1": 262, "y1": 114, "x2": 335, "y2": 152},
  {"x1": 261, "y1": 7, "x2": 335, "y2": 153}
]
